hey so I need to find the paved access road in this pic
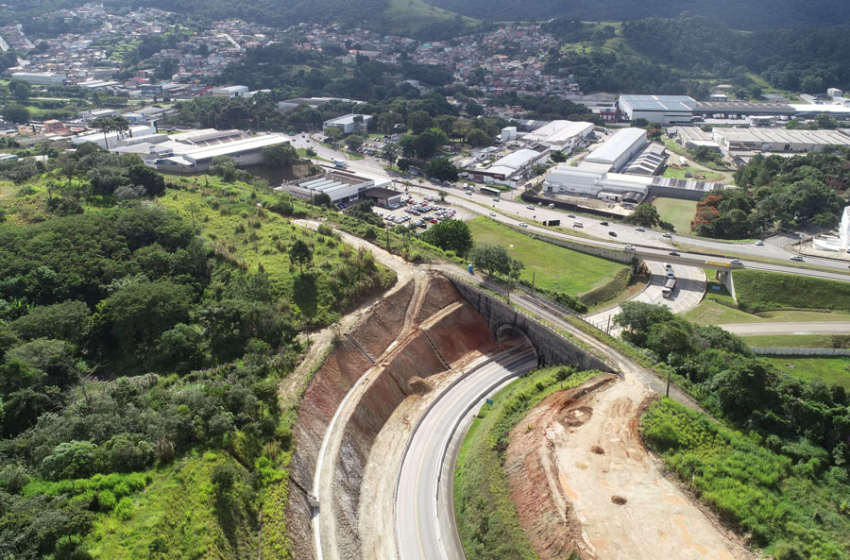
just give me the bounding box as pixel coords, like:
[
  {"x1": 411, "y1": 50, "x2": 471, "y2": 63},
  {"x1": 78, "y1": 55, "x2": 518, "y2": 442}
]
[
  {"x1": 585, "y1": 261, "x2": 706, "y2": 334},
  {"x1": 395, "y1": 344, "x2": 539, "y2": 560},
  {"x1": 719, "y1": 322, "x2": 850, "y2": 336}
]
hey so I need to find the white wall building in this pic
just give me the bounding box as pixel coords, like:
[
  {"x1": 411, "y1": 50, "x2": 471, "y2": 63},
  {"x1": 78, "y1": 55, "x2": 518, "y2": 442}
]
[
  {"x1": 323, "y1": 113, "x2": 373, "y2": 134},
  {"x1": 521, "y1": 120, "x2": 594, "y2": 152},
  {"x1": 618, "y1": 95, "x2": 697, "y2": 125},
  {"x1": 276, "y1": 170, "x2": 390, "y2": 203},
  {"x1": 583, "y1": 128, "x2": 647, "y2": 172},
  {"x1": 212, "y1": 85, "x2": 250, "y2": 98},
  {"x1": 11, "y1": 72, "x2": 66, "y2": 86},
  {"x1": 71, "y1": 124, "x2": 158, "y2": 150}
]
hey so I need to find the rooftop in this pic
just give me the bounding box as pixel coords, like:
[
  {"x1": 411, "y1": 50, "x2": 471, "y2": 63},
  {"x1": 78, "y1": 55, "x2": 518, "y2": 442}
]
[
  {"x1": 715, "y1": 127, "x2": 850, "y2": 146},
  {"x1": 585, "y1": 128, "x2": 647, "y2": 165},
  {"x1": 620, "y1": 95, "x2": 697, "y2": 113}
]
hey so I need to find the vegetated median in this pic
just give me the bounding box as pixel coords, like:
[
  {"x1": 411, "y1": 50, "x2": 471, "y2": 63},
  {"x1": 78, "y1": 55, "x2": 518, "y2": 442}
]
[
  {"x1": 454, "y1": 366, "x2": 601, "y2": 560},
  {"x1": 467, "y1": 216, "x2": 631, "y2": 307}
]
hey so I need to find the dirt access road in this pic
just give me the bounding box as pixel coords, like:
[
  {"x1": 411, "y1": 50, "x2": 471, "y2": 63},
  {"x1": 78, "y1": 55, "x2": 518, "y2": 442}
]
[{"x1": 508, "y1": 373, "x2": 752, "y2": 560}]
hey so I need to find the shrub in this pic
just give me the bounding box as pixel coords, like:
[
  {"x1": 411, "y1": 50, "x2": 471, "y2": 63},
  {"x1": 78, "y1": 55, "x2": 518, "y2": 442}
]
[{"x1": 114, "y1": 497, "x2": 133, "y2": 520}]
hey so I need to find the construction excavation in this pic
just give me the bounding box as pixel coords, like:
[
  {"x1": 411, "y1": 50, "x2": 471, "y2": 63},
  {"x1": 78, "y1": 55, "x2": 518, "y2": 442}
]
[{"x1": 285, "y1": 239, "x2": 757, "y2": 560}]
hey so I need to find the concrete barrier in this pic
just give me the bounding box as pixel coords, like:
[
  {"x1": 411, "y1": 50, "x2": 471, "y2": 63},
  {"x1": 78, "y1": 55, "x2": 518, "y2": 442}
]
[{"x1": 445, "y1": 274, "x2": 615, "y2": 373}]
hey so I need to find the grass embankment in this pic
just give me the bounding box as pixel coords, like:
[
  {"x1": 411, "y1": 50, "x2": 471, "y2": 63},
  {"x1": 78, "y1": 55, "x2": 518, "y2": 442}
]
[
  {"x1": 467, "y1": 217, "x2": 629, "y2": 299},
  {"x1": 735, "y1": 269, "x2": 850, "y2": 312},
  {"x1": 684, "y1": 269, "x2": 850, "y2": 325},
  {"x1": 642, "y1": 399, "x2": 850, "y2": 559},
  {"x1": 741, "y1": 334, "x2": 847, "y2": 348},
  {"x1": 763, "y1": 357, "x2": 850, "y2": 390},
  {"x1": 379, "y1": 0, "x2": 478, "y2": 35},
  {"x1": 662, "y1": 167, "x2": 725, "y2": 183},
  {"x1": 455, "y1": 367, "x2": 600, "y2": 560},
  {"x1": 652, "y1": 197, "x2": 696, "y2": 235}
]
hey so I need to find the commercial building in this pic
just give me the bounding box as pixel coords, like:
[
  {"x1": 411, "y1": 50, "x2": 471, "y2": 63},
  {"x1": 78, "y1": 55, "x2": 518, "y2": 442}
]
[
  {"x1": 11, "y1": 71, "x2": 66, "y2": 85},
  {"x1": 520, "y1": 120, "x2": 594, "y2": 152},
  {"x1": 323, "y1": 113, "x2": 372, "y2": 134},
  {"x1": 277, "y1": 97, "x2": 363, "y2": 113},
  {"x1": 693, "y1": 101, "x2": 796, "y2": 118},
  {"x1": 713, "y1": 128, "x2": 850, "y2": 157},
  {"x1": 277, "y1": 170, "x2": 392, "y2": 204},
  {"x1": 462, "y1": 148, "x2": 548, "y2": 187},
  {"x1": 583, "y1": 128, "x2": 647, "y2": 172},
  {"x1": 670, "y1": 126, "x2": 722, "y2": 151},
  {"x1": 621, "y1": 143, "x2": 667, "y2": 176},
  {"x1": 212, "y1": 85, "x2": 250, "y2": 98},
  {"x1": 71, "y1": 123, "x2": 158, "y2": 150},
  {"x1": 618, "y1": 95, "x2": 697, "y2": 125}
]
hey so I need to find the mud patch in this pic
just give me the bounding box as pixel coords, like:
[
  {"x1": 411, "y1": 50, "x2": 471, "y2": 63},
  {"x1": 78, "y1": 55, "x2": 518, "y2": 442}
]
[
  {"x1": 408, "y1": 376, "x2": 432, "y2": 395},
  {"x1": 560, "y1": 406, "x2": 593, "y2": 427},
  {"x1": 611, "y1": 495, "x2": 627, "y2": 505},
  {"x1": 590, "y1": 445, "x2": 605, "y2": 455}
]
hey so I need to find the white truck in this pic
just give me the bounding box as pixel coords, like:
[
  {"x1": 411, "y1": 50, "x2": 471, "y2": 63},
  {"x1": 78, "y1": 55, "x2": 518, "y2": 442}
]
[{"x1": 662, "y1": 277, "x2": 677, "y2": 298}]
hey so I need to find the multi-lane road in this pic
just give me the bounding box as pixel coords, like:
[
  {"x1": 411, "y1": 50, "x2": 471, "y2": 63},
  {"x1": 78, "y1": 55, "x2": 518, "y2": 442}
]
[{"x1": 395, "y1": 344, "x2": 539, "y2": 560}]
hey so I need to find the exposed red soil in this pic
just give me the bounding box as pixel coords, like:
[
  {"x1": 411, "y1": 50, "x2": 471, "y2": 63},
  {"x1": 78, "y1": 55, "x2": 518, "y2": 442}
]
[{"x1": 504, "y1": 376, "x2": 617, "y2": 560}]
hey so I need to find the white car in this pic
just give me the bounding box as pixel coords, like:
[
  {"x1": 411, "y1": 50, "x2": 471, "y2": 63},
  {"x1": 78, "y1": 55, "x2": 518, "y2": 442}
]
[
  {"x1": 624, "y1": 245, "x2": 635, "y2": 251},
  {"x1": 526, "y1": 205, "x2": 534, "y2": 210},
  {"x1": 518, "y1": 222, "x2": 528, "y2": 227},
  {"x1": 635, "y1": 227, "x2": 645, "y2": 232},
  {"x1": 489, "y1": 212, "x2": 497, "y2": 217},
  {"x1": 755, "y1": 240, "x2": 764, "y2": 246},
  {"x1": 790, "y1": 255, "x2": 804, "y2": 262},
  {"x1": 662, "y1": 233, "x2": 673, "y2": 239}
]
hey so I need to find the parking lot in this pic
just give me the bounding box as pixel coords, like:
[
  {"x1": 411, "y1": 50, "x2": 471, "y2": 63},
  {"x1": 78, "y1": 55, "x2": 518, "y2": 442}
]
[{"x1": 371, "y1": 193, "x2": 476, "y2": 231}]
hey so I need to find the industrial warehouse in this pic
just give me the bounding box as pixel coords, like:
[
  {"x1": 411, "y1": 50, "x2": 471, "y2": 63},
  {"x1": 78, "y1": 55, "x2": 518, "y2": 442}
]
[{"x1": 277, "y1": 169, "x2": 393, "y2": 204}]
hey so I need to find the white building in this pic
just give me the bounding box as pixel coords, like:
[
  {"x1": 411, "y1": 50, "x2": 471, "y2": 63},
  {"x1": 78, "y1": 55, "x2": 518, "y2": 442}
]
[
  {"x1": 323, "y1": 113, "x2": 372, "y2": 134},
  {"x1": 816, "y1": 206, "x2": 850, "y2": 251},
  {"x1": 618, "y1": 95, "x2": 697, "y2": 125},
  {"x1": 11, "y1": 72, "x2": 66, "y2": 86},
  {"x1": 501, "y1": 126, "x2": 517, "y2": 142},
  {"x1": 71, "y1": 124, "x2": 158, "y2": 150},
  {"x1": 828, "y1": 88, "x2": 844, "y2": 99},
  {"x1": 583, "y1": 128, "x2": 647, "y2": 172},
  {"x1": 212, "y1": 85, "x2": 250, "y2": 98},
  {"x1": 464, "y1": 148, "x2": 548, "y2": 187},
  {"x1": 277, "y1": 97, "x2": 363, "y2": 113},
  {"x1": 713, "y1": 128, "x2": 850, "y2": 156},
  {"x1": 521, "y1": 120, "x2": 594, "y2": 152},
  {"x1": 277, "y1": 170, "x2": 391, "y2": 204}
]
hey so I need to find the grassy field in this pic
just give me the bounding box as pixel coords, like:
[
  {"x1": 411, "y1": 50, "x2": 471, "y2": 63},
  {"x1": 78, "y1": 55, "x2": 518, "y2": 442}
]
[
  {"x1": 740, "y1": 334, "x2": 844, "y2": 348},
  {"x1": 684, "y1": 300, "x2": 850, "y2": 325},
  {"x1": 467, "y1": 217, "x2": 629, "y2": 297},
  {"x1": 378, "y1": 0, "x2": 478, "y2": 35},
  {"x1": 652, "y1": 197, "x2": 696, "y2": 234},
  {"x1": 455, "y1": 367, "x2": 600, "y2": 560},
  {"x1": 764, "y1": 356, "x2": 850, "y2": 389},
  {"x1": 735, "y1": 270, "x2": 850, "y2": 312},
  {"x1": 662, "y1": 166, "x2": 725, "y2": 183}
]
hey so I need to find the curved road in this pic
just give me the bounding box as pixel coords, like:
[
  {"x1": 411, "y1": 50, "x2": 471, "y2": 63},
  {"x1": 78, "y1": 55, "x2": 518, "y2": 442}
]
[{"x1": 396, "y1": 344, "x2": 539, "y2": 560}]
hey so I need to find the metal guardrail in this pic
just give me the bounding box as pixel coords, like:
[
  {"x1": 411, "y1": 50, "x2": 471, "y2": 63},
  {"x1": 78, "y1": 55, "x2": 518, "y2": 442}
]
[{"x1": 752, "y1": 347, "x2": 850, "y2": 357}]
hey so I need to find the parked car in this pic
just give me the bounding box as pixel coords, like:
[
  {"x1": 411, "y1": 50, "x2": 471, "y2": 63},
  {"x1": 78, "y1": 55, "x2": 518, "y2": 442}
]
[
  {"x1": 635, "y1": 227, "x2": 645, "y2": 232},
  {"x1": 608, "y1": 231, "x2": 617, "y2": 237},
  {"x1": 567, "y1": 214, "x2": 576, "y2": 218},
  {"x1": 489, "y1": 212, "x2": 497, "y2": 217},
  {"x1": 755, "y1": 240, "x2": 764, "y2": 246},
  {"x1": 548, "y1": 203, "x2": 555, "y2": 208},
  {"x1": 600, "y1": 221, "x2": 609, "y2": 226}
]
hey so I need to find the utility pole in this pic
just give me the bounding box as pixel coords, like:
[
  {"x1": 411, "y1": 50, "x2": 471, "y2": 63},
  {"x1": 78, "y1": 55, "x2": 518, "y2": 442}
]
[{"x1": 666, "y1": 369, "x2": 672, "y2": 398}]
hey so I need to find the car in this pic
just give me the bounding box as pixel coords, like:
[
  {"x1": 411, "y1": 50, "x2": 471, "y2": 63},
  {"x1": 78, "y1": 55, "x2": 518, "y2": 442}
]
[
  {"x1": 608, "y1": 231, "x2": 617, "y2": 237},
  {"x1": 669, "y1": 251, "x2": 680, "y2": 256},
  {"x1": 662, "y1": 233, "x2": 673, "y2": 239},
  {"x1": 489, "y1": 212, "x2": 497, "y2": 217},
  {"x1": 667, "y1": 272, "x2": 676, "y2": 279},
  {"x1": 573, "y1": 221, "x2": 583, "y2": 228},
  {"x1": 755, "y1": 240, "x2": 764, "y2": 246},
  {"x1": 600, "y1": 221, "x2": 609, "y2": 226},
  {"x1": 567, "y1": 214, "x2": 576, "y2": 218},
  {"x1": 466, "y1": 191, "x2": 473, "y2": 196},
  {"x1": 518, "y1": 222, "x2": 528, "y2": 227},
  {"x1": 419, "y1": 222, "x2": 427, "y2": 228},
  {"x1": 731, "y1": 259, "x2": 742, "y2": 265},
  {"x1": 429, "y1": 218, "x2": 438, "y2": 223},
  {"x1": 526, "y1": 205, "x2": 534, "y2": 210},
  {"x1": 635, "y1": 227, "x2": 645, "y2": 232},
  {"x1": 548, "y1": 203, "x2": 555, "y2": 209},
  {"x1": 624, "y1": 245, "x2": 635, "y2": 251},
  {"x1": 790, "y1": 255, "x2": 804, "y2": 262},
  {"x1": 664, "y1": 263, "x2": 673, "y2": 269}
]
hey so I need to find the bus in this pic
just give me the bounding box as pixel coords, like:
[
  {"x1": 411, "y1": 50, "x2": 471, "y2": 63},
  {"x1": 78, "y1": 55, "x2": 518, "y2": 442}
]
[
  {"x1": 662, "y1": 277, "x2": 677, "y2": 299},
  {"x1": 480, "y1": 186, "x2": 501, "y2": 197}
]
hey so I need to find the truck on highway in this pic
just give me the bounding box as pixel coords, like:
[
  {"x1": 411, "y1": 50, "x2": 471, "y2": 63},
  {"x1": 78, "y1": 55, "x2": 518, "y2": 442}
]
[
  {"x1": 332, "y1": 159, "x2": 347, "y2": 169},
  {"x1": 662, "y1": 277, "x2": 677, "y2": 298}
]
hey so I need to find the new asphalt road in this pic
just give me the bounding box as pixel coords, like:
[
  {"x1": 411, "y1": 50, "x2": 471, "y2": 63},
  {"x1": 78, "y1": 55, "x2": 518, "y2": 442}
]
[{"x1": 395, "y1": 344, "x2": 539, "y2": 560}]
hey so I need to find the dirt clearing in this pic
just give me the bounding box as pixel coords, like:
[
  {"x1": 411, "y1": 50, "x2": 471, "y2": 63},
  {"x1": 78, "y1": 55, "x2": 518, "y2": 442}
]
[{"x1": 506, "y1": 374, "x2": 753, "y2": 560}]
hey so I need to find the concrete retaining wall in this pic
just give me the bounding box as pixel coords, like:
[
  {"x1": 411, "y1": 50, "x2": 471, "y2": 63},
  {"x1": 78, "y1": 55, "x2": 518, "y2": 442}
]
[{"x1": 446, "y1": 275, "x2": 614, "y2": 373}]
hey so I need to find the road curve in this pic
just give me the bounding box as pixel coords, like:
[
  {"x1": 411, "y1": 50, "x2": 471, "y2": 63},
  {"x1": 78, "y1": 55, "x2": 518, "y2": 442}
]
[
  {"x1": 395, "y1": 344, "x2": 539, "y2": 560},
  {"x1": 719, "y1": 321, "x2": 850, "y2": 336}
]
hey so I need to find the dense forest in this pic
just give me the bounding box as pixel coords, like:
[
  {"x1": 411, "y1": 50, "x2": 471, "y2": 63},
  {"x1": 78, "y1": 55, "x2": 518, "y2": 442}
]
[
  {"x1": 0, "y1": 143, "x2": 397, "y2": 557},
  {"x1": 424, "y1": 0, "x2": 850, "y2": 30},
  {"x1": 687, "y1": 151, "x2": 849, "y2": 239}
]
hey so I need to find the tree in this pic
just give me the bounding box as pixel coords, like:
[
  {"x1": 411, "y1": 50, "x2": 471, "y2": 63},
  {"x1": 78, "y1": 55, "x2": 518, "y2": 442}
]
[
  {"x1": 614, "y1": 302, "x2": 675, "y2": 347},
  {"x1": 425, "y1": 157, "x2": 458, "y2": 182},
  {"x1": 90, "y1": 117, "x2": 116, "y2": 149},
  {"x1": 289, "y1": 239, "x2": 312, "y2": 273},
  {"x1": 466, "y1": 100, "x2": 483, "y2": 116},
  {"x1": 407, "y1": 110, "x2": 433, "y2": 135},
  {"x1": 2, "y1": 102, "x2": 30, "y2": 124},
  {"x1": 210, "y1": 156, "x2": 238, "y2": 182},
  {"x1": 550, "y1": 150, "x2": 567, "y2": 163},
  {"x1": 422, "y1": 219, "x2": 473, "y2": 256},
  {"x1": 128, "y1": 165, "x2": 166, "y2": 197},
  {"x1": 470, "y1": 244, "x2": 512, "y2": 276},
  {"x1": 40, "y1": 441, "x2": 101, "y2": 481},
  {"x1": 345, "y1": 134, "x2": 364, "y2": 151},
  {"x1": 623, "y1": 203, "x2": 662, "y2": 228},
  {"x1": 397, "y1": 158, "x2": 412, "y2": 172},
  {"x1": 381, "y1": 143, "x2": 400, "y2": 167},
  {"x1": 452, "y1": 118, "x2": 472, "y2": 142},
  {"x1": 312, "y1": 192, "x2": 332, "y2": 207},
  {"x1": 466, "y1": 128, "x2": 492, "y2": 147},
  {"x1": 533, "y1": 164, "x2": 548, "y2": 176},
  {"x1": 262, "y1": 143, "x2": 298, "y2": 168},
  {"x1": 7, "y1": 80, "x2": 31, "y2": 102},
  {"x1": 506, "y1": 258, "x2": 525, "y2": 302}
]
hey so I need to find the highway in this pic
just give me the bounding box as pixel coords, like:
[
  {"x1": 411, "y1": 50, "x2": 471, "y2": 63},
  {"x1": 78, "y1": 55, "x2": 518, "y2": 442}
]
[
  {"x1": 395, "y1": 344, "x2": 539, "y2": 560},
  {"x1": 719, "y1": 322, "x2": 850, "y2": 336}
]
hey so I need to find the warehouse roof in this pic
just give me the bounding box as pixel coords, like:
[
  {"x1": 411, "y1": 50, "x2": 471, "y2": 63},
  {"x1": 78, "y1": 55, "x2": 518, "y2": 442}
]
[
  {"x1": 694, "y1": 101, "x2": 796, "y2": 115},
  {"x1": 715, "y1": 128, "x2": 850, "y2": 146},
  {"x1": 620, "y1": 95, "x2": 697, "y2": 113},
  {"x1": 585, "y1": 128, "x2": 647, "y2": 165}
]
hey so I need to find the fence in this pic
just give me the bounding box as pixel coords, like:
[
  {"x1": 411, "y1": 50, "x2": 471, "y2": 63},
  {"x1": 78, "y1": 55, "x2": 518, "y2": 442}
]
[{"x1": 752, "y1": 347, "x2": 850, "y2": 357}]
